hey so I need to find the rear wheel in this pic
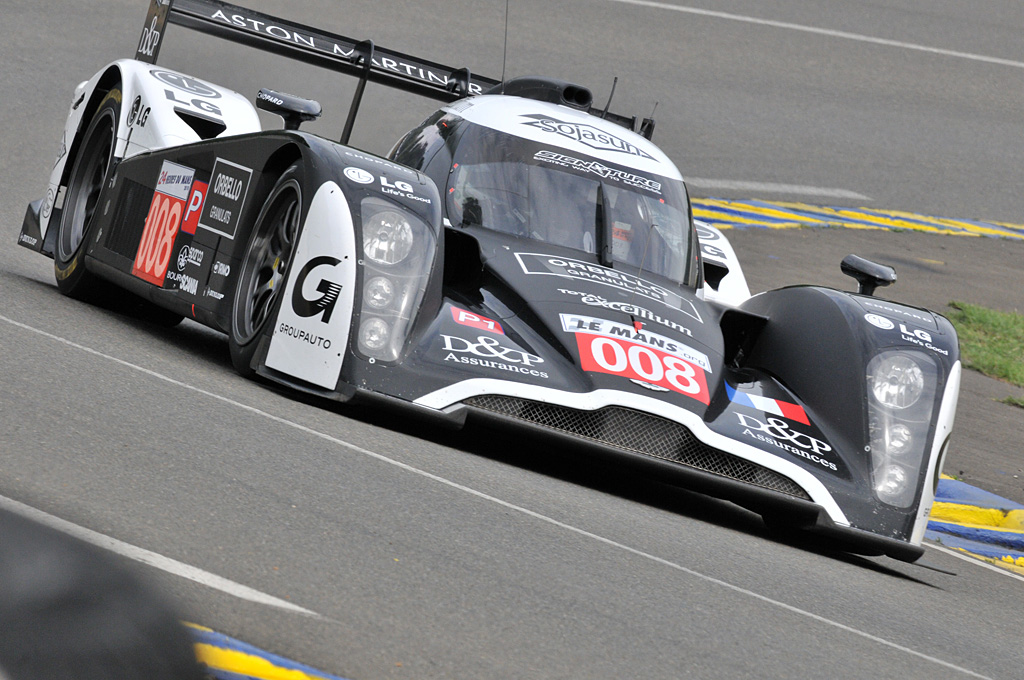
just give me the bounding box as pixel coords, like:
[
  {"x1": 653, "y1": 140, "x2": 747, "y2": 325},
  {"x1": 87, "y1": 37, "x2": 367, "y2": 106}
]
[
  {"x1": 229, "y1": 164, "x2": 303, "y2": 375},
  {"x1": 54, "y1": 88, "x2": 120, "y2": 300}
]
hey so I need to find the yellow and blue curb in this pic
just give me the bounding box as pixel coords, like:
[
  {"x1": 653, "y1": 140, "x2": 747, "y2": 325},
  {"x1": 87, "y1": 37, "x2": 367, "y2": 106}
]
[
  {"x1": 691, "y1": 198, "x2": 1024, "y2": 240},
  {"x1": 186, "y1": 623, "x2": 350, "y2": 680},
  {"x1": 926, "y1": 476, "x2": 1024, "y2": 575}
]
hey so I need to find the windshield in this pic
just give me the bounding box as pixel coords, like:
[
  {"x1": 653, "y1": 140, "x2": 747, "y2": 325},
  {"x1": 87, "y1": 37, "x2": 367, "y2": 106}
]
[{"x1": 446, "y1": 123, "x2": 693, "y2": 284}]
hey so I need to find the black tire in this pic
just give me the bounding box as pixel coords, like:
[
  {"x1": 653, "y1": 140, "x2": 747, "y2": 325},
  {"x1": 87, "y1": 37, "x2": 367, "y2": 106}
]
[
  {"x1": 229, "y1": 164, "x2": 304, "y2": 375},
  {"x1": 54, "y1": 88, "x2": 120, "y2": 300}
]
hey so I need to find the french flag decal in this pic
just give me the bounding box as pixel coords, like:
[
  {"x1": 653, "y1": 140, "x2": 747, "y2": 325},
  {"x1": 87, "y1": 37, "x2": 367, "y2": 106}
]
[{"x1": 726, "y1": 383, "x2": 810, "y2": 426}]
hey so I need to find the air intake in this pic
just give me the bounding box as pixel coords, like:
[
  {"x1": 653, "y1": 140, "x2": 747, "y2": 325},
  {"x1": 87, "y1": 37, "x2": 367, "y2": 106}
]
[
  {"x1": 464, "y1": 395, "x2": 811, "y2": 499},
  {"x1": 175, "y1": 108, "x2": 227, "y2": 139},
  {"x1": 488, "y1": 76, "x2": 593, "y2": 110}
]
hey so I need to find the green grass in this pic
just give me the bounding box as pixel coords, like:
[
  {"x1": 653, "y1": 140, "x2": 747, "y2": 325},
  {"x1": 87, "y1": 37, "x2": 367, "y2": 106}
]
[
  {"x1": 1002, "y1": 396, "x2": 1024, "y2": 409},
  {"x1": 947, "y1": 302, "x2": 1024, "y2": 406}
]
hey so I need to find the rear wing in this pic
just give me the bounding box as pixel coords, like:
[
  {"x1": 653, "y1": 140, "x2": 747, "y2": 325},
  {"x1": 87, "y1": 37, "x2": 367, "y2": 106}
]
[{"x1": 135, "y1": 0, "x2": 651, "y2": 141}]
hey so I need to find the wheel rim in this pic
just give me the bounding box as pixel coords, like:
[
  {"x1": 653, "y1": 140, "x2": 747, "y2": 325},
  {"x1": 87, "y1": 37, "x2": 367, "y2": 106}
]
[
  {"x1": 235, "y1": 184, "x2": 301, "y2": 344},
  {"x1": 58, "y1": 110, "x2": 114, "y2": 262}
]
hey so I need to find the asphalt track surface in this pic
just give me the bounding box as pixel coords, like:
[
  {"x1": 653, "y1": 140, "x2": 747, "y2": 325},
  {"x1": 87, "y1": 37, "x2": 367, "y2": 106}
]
[{"x1": 3, "y1": 1, "x2": 1024, "y2": 679}]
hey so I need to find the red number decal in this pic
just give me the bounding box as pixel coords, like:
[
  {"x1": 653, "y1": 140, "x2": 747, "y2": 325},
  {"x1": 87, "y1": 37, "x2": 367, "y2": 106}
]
[
  {"x1": 577, "y1": 334, "x2": 709, "y2": 404},
  {"x1": 132, "y1": 191, "x2": 184, "y2": 285}
]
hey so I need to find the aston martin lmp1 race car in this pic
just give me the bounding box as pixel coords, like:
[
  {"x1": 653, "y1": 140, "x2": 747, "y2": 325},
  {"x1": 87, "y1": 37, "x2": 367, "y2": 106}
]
[{"x1": 19, "y1": 0, "x2": 961, "y2": 562}]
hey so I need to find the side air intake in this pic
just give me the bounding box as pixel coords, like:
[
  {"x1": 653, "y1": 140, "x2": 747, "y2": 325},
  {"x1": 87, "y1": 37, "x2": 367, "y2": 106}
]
[
  {"x1": 175, "y1": 107, "x2": 227, "y2": 139},
  {"x1": 487, "y1": 76, "x2": 593, "y2": 110}
]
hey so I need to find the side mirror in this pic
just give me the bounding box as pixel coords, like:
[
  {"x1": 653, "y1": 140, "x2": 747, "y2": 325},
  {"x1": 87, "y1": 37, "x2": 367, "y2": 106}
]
[
  {"x1": 841, "y1": 254, "x2": 896, "y2": 296},
  {"x1": 256, "y1": 89, "x2": 322, "y2": 131}
]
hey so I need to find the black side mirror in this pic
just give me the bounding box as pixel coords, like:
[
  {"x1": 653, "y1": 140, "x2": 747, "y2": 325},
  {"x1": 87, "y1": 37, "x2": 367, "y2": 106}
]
[
  {"x1": 841, "y1": 254, "x2": 896, "y2": 296},
  {"x1": 256, "y1": 89, "x2": 322, "y2": 131}
]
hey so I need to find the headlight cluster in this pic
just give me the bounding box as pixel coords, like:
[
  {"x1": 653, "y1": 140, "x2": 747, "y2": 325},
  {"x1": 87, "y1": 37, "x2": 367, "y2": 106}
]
[
  {"x1": 866, "y1": 351, "x2": 938, "y2": 507},
  {"x1": 356, "y1": 198, "x2": 436, "y2": 362}
]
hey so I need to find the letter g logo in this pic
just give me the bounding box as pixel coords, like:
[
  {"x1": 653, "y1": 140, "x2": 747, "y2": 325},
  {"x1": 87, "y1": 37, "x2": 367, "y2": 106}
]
[{"x1": 292, "y1": 256, "x2": 343, "y2": 323}]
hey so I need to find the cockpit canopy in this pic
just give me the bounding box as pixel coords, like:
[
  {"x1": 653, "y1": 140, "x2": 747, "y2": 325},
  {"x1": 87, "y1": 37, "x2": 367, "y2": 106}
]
[{"x1": 390, "y1": 99, "x2": 697, "y2": 287}]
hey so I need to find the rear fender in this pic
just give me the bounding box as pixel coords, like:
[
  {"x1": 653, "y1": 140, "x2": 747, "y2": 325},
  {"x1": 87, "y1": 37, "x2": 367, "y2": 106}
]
[{"x1": 25, "y1": 60, "x2": 260, "y2": 255}]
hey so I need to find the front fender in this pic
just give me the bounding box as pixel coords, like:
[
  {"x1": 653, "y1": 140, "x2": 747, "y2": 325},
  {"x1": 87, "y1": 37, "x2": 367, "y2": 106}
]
[{"x1": 735, "y1": 286, "x2": 960, "y2": 542}]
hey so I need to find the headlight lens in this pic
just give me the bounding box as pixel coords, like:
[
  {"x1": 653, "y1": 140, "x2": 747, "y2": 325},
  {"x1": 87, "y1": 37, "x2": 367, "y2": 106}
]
[
  {"x1": 363, "y1": 210, "x2": 414, "y2": 265},
  {"x1": 875, "y1": 464, "x2": 909, "y2": 505},
  {"x1": 364, "y1": 276, "x2": 395, "y2": 310},
  {"x1": 359, "y1": 317, "x2": 390, "y2": 352},
  {"x1": 356, "y1": 197, "x2": 438, "y2": 362},
  {"x1": 869, "y1": 354, "x2": 924, "y2": 409},
  {"x1": 866, "y1": 350, "x2": 939, "y2": 507}
]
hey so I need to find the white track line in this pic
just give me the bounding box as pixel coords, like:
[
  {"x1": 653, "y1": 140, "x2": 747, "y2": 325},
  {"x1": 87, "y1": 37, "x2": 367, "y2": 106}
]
[
  {"x1": 685, "y1": 178, "x2": 870, "y2": 200},
  {"x1": 603, "y1": 0, "x2": 1024, "y2": 70},
  {"x1": 0, "y1": 492, "x2": 319, "y2": 617},
  {"x1": 0, "y1": 313, "x2": 993, "y2": 679}
]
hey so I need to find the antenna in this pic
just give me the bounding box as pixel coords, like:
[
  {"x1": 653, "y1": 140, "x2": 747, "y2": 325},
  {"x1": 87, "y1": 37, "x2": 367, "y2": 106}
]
[
  {"x1": 600, "y1": 77, "x2": 618, "y2": 118},
  {"x1": 500, "y1": 0, "x2": 510, "y2": 93}
]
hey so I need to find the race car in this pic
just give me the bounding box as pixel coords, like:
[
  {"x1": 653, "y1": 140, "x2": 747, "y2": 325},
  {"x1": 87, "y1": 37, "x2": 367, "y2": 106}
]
[{"x1": 18, "y1": 0, "x2": 961, "y2": 562}]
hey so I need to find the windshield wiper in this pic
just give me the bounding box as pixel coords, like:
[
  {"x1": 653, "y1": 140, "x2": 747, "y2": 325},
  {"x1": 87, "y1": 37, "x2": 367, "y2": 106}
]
[{"x1": 596, "y1": 183, "x2": 613, "y2": 267}]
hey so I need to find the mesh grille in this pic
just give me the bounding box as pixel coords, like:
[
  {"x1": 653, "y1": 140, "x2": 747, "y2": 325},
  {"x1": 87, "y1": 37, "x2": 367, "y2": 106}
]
[
  {"x1": 105, "y1": 179, "x2": 151, "y2": 259},
  {"x1": 464, "y1": 395, "x2": 810, "y2": 500}
]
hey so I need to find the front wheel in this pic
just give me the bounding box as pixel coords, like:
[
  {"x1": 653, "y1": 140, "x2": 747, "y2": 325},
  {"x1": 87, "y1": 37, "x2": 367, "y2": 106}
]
[
  {"x1": 229, "y1": 164, "x2": 304, "y2": 376},
  {"x1": 54, "y1": 88, "x2": 120, "y2": 300}
]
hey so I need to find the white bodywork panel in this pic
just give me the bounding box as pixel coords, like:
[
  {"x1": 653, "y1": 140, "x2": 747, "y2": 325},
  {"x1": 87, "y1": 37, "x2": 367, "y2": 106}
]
[
  {"x1": 265, "y1": 181, "x2": 357, "y2": 389},
  {"x1": 445, "y1": 95, "x2": 681, "y2": 179},
  {"x1": 695, "y1": 219, "x2": 751, "y2": 307},
  {"x1": 910, "y1": 360, "x2": 961, "y2": 545},
  {"x1": 38, "y1": 59, "x2": 260, "y2": 244}
]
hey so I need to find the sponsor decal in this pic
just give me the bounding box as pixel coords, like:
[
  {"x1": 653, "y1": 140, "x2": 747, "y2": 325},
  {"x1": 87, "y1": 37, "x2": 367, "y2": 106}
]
[
  {"x1": 136, "y1": 0, "x2": 169, "y2": 62},
  {"x1": 344, "y1": 166, "x2": 374, "y2": 184},
  {"x1": 860, "y1": 299, "x2": 936, "y2": 330},
  {"x1": 442, "y1": 335, "x2": 542, "y2": 365},
  {"x1": 256, "y1": 90, "x2": 284, "y2": 107},
  {"x1": 344, "y1": 164, "x2": 429, "y2": 203},
  {"x1": 276, "y1": 322, "x2": 333, "y2": 349},
  {"x1": 695, "y1": 223, "x2": 728, "y2": 261},
  {"x1": 725, "y1": 383, "x2": 809, "y2": 426},
  {"x1": 517, "y1": 253, "x2": 702, "y2": 322},
  {"x1": 864, "y1": 313, "x2": 894, "y2": 330},
  {"x1": 212, "y1": 260, "x2": 231, "y2": 276},
  {"x1": 176, "y1": 244, "x2": 204, "y2": 271},
  {"x1": 204, "y1": 287, "x2": 225, "y2": 301},
  {"x1": 197, "y1": 159, "x2": 252, "y2": 239},
  {"x1": 533, "y1": 150, "x2": 662, "y2": 194},
  {"x1": 865, "y1": 313, "x2": 949, "y2": 355},
  {"x1": 18, "y1": 233, "x2": 38, "y2": 247},
  {"x1": 150, "y1": 69, "x2": 221, "y2": 99},
  {"x1": 571, "y1": 329, "x2": 709, "y2": 403},
  {"x1": 558, "y1": 290, "x2": 693, "y2": 336},
  {"x1": 342, "y1": 150, "x2": 415, "y2": 175},
  {"x1": 441, "y1": 334, "x2": 548, "y2": 378},
  {"x1": 451, "y1": 307, "x2": 504, "y2": 335},
  {"x1": 208, "y1": 10, "x2": 485, "y2": 95},
  {"x1": 181, "y1": 180, "x2": 207, "y2": 235},
  {"x1": 292, "y1": 256, "x2": 343, "y2": 323},
  {"x1": 132, "y1": 160, "x2": 196, "y2": 285},
  {"x1": 559, "y1": 313, "x2": 710, "y2": 371},
  {"x1": 41, "y1": 187, "x2": 55, "y2": 220},
  {"x1": 127, "y1": 96, "x2": 151, "y2": 128},
  {"x1": 735, "y1": 413, "x2": 837, "y2": 472},
  {"x1": 520, "y1": 114, "x2": 655, "y2": 160},
  {"x1": 164, "y1": 270, "x2": 198, "y2": 295},
  {"x1": 379, "y1": 175, "x2": 430, "y2": 204}
]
